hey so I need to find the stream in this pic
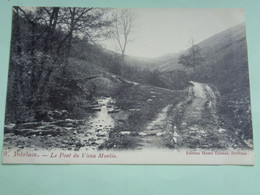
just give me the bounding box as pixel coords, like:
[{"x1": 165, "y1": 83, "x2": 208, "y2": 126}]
[
  {"x1": 77, "y1": 97, "x2": 115, "y2": 150},
  {"x1": 3, "y1": 97, "x2": 117, "y2": 151}
]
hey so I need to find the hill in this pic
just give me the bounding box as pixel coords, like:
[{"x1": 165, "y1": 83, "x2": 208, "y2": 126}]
[
  {"x1": 161, "y1": 23, "x2": 252, "y2": 140},
  {"x1": 155, "y1": 23, "x2": 247, "y2": 73},
  {"x1": 155, "y1": 52, "x2": 183, "y2": 71}
]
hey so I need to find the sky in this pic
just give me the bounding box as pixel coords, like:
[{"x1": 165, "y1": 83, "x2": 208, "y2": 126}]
[{"x1": 100, "y1": 8, "x2": 245, "y2": 58}]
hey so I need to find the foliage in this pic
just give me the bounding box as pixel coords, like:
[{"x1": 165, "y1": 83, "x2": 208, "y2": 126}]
[{"x1": 5, "y1": 7, "x2": 114, "y2": 123}]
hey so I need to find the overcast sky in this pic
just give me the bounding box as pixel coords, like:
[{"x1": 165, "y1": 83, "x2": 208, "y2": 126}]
[{"x1": 101, "y1": 8, "x2": 245, "y2": 58}]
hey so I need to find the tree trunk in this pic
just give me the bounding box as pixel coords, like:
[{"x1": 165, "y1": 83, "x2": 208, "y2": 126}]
[{"x1": 44, "y1": 7, "x2": 60, "y2": 53}]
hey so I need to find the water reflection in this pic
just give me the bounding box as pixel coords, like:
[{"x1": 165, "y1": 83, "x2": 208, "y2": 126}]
[{"x1": 79, "y1": 97, "x2": 115, "y2": 150}]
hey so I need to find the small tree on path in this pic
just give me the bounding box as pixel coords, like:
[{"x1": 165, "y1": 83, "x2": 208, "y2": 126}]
[{"x1": 178, "y1": 39, "x2": 203, "y2": 72}]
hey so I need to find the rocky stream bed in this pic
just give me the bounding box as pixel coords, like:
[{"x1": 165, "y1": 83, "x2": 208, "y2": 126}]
[{"x1": 3, "y1": 97, "x2": 119, "y2": 151}]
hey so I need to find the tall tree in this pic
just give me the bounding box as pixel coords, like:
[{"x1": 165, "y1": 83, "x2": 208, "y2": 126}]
[
  {"x1": 111, "y1": 8, "x2": 136, "y2": 76},
  {"x1": 37, "y1": 7, "x2": 61, "y2": 53}
]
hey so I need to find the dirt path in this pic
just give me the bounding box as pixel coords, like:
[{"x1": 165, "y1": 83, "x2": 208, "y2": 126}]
[
  {"x1": 175, "y1": 81, "x2": 246, "y2": 149},
  {"x1": 182, "y1": 81, "x2": 208, "y2": 123},
  {"x1": 137, "y1": 105, "x2": 171, "y2": 149},
  {"x1": 138, "y1": 81, "x2": 248, "y2": 150}
]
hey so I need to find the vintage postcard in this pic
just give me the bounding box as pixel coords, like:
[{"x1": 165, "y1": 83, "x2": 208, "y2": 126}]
[{"x1": 2, "y1": 7, "x2": 254, "y2": 164}]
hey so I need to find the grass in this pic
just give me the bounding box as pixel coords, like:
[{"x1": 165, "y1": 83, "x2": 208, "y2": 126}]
[
  {"x1": 217, "y1": 89, "x2": 253, "y2": 141},
  {"x1": 100, "y1": 82, "x2": 187, "y2": 150}
]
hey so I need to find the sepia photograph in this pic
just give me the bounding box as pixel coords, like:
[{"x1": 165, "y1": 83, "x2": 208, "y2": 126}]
[{"x1": 2, "y1": 7, "x2": 254, "y2": 164}]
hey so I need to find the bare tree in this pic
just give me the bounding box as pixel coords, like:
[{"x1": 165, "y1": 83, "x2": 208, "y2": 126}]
[
  {"x1": 178, "y1": 38, "x2": 203, "y2": 72},
  {"x1": 111, "y1": 8, "x2": 136, "y2": 75}
]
